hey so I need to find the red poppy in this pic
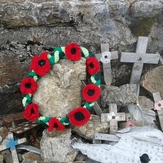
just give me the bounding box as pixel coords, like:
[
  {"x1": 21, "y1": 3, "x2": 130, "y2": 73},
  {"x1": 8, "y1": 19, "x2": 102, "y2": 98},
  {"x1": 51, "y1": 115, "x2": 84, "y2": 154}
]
[
  {"x1": 65, "y1": 43, "x2": 82, "y2": 61},
  {"x1": 82, "y1": 84, "x2": 100, "y2": 102},
  {"x1": 20, "y1": 77, "x2": 38, "y2": 94},
  {"x1": 48, "y1": 118, "x2": 65, "y2": 132},
  {"x1": 23, "y1": 103, "x2": 39, "y2": 122},
  {"x1": 68, "y1": 107, "x2": 90, "y2": 126},
  {"x1": 30, "y1": 51, "x2": 51, "y2": 76},
  {"x1": 86, "y1": 57, "x2": 100, "y2": 75}
]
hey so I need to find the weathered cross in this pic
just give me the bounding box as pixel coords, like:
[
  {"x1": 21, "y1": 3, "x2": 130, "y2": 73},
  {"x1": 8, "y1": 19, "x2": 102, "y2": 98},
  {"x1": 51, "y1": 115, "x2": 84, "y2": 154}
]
[
  {"x1": 153, "y1": 92, "x2": 163, "y2": 131},
  {"x1": 101, "y1": 103, "x2": 125, "y2": 134},
  {"x1": 95, "y1": 43, "x2": 118, "y2": 85},
  {"x1": 120, "y1": 36, "x2": 160, "y2": 84},
  {"x1": 0, "y1": 133, "x2": 26, "y2": 163}
]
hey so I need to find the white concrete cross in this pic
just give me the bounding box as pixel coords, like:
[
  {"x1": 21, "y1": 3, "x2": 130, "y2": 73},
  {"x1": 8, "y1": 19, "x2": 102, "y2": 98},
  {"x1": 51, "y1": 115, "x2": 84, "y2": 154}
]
[
  {"x1": 95, "y1": 43, "x2": 118, "y2": 85},
  {"x1": 0, "y1": 133, "x2": 26, "y2": 163},
  {"x1": 153, "y1": 92, "x2": 163, "y2": 131},
  {"x1": 101, "y1": 103, "x2": 125, "y2": 134},
  {"x1": 121, "y1": 36, "x2": 160, "y2": 84}
]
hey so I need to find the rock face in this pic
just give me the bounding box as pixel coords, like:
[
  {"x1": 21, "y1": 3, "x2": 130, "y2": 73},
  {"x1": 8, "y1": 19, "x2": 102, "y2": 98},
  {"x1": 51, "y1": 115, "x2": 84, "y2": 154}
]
[
  {"x1": 33, "y1": 58, "x2": 86, "y2": 117},
  {"x1": 0, "y1": 0, "x2": 163, "y2": 114},
  {"x1": 0, "y1": 53, "x2": 29, "y2": 115},
  {"x1": 101, "y1": 85, "x2": 137, "y2": 107},
  {"x1": 40, "y1": 129, "x2": 77, "y2": 163},
  {"x1": 140, "y1": 66, "x2": 163, "y2": 98},
  {"x1": 72, "y1": 115, "x2": 109, "y2": 140}
]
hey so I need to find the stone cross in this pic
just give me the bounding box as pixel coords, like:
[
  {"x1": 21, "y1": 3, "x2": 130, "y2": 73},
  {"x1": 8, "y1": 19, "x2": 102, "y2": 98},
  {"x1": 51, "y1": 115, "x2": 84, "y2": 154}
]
[
  {"x1": 101, "y1": 103, "x2": 125, "y2": 134},
  {"x1": 0, "y1": 133, "x2": 26, "y2": 163},
  {"x1": 95, "y1": 43, "x2": 118, "y2": 85},
  {"x1": 153, "y1": 92, "x2": 163, "y2": 131},
  {"x1": 121, "y1": 36, "x2": 160, "y2": 84}
]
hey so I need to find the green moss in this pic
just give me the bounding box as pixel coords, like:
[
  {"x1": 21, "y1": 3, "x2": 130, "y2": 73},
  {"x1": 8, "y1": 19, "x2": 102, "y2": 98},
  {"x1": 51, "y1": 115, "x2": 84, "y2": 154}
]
[{"x1": 130, "y1": 17, "x2": 155, "y2": 36}]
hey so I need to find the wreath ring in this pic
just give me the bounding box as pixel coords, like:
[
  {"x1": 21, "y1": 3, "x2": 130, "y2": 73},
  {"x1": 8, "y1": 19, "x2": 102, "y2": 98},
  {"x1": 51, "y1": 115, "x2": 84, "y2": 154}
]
[{"x1": 20, "y1": 43, "x2": 101, "y2": 132}]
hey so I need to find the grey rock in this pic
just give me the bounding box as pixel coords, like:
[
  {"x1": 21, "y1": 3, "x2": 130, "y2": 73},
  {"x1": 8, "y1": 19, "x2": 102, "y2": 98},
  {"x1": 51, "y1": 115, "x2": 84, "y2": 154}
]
[
  {"x1": 101, "y1": 85, "x2": 137, "y2": 107},
  {"x1": 40, "y1": 129, "x2": 77, "y2": 163},
  {"x1": 75, "y1": 152, "x2": 87, "y2": 162},
  {"x1": 140, "y1": 66, "x2": 163, "y2": 98},
  {"x1": 1, "y1": 150, "x2": 12, "y2": 163},
  {"x1": 120, "y1": 84, "x2": 138, "y2": 95},
  {"x1": 138, "y1": 96, "x2": 154, "y2": 110},
  {"x1": 86, "y1": 158, "x2": 100, "y2": 163},
  {"x1": 72, "y1": 115, "x2": 109, "y2": 140},
  {"x1": 131, "y1": 0, "x2": 163, "y2": 18},
  {"x1": 33, "y1": 58, "x2": 86, "y2": 117},
  {"x1": 22, "y1": 152, "x2": 42, "y2": 162},
  {"x1": 0, "y1": 155, "x2": 3, "y2": 163}
]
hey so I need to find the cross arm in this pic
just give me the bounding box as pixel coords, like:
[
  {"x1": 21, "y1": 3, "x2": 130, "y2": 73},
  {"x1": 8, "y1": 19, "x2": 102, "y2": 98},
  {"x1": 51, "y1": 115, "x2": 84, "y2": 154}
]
[
  {"x1": 95, "y1": 51, "x2": 118, "y2": 62},
  {"x1": 17, "y1": 138, "x2": 27, "y2": 145},
  {"x1": 121, "y1": 52, "x2": 160, "y2": 64}
]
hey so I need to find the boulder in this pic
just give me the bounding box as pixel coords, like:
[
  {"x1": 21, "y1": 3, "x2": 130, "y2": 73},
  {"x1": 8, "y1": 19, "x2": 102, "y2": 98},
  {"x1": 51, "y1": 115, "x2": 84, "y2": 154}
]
[
  {"x1": 33, "y1": 58, "x2": 86, "y2": 117},
  {"x1": 40, "y1": 129, "x2": 77, "y2": 163},
  {"x1": 101, "y1": 85, "x2": 137, "y2": 107},
  {"x1": 138, "y1": 96, "x2": 154, "y2": 110},
  {"x1": 72, "y1": 115, "x2": 109, "y2": 140},
  {"x1": 140, "y1": 66, "x2": 163, "y2": 98}
]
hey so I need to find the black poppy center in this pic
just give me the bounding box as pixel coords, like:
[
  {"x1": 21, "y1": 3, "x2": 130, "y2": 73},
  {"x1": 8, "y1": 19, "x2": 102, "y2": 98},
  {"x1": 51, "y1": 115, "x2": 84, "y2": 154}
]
[
  {"x1": 38, "y1": 60, "x2": 46, "y2": 66},
  {"x1": 30, "y1": 108, "x2": 35, "y2": 115},
  {"x1": 112, "y1": 116, "x2": 115, "y2": 119},
  {"x1": 71, "y1": 48, "x2": 76, "y2": 54},
  {"x1": 104, "y1": 55, "x2": 108, "y2": 58},
  {"x1": 74, "y1": 112, "x2": 85, "y2": 121},
  {"x1": 25, "y1": 83, "x2": 31, "y2": 88},
  {"x1": 87, "y1": 89, "x2": 95, "y2": 96},
  {"x1": 54, "y1": 123, "x2": 58, "y2": 128},
  {"x1": 140, "y1": 153, "x2": 150, "y2": 162},
  {"x1": 158, "y1": 103, "x2": 161, "y2": 107},
  {"x1": 89, "y1": 63, "x2": 94, "y2": 68}
]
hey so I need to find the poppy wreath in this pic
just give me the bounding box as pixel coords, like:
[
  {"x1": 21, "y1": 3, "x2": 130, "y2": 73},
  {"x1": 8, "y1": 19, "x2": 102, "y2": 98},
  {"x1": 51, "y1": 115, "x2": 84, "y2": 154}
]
[{"x1": 20, "y1": 42, "x2": 101, "y2": 132}]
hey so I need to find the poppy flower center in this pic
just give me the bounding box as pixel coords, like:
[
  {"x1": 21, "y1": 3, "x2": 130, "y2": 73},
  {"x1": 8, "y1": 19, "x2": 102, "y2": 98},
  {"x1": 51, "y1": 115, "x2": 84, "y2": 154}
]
[
  {"x1": 158, "y1": 103, "x2": 161, "y2": 107},
  {"x1": 89, "y1": 63, "x2": 94, "y2": 68},
  {"x1": 104, "y1": 55, "x2": 108, "y2": 58},
  {"x1": 71, "y1": 48, "x2": 76, "y2": 54},
  {"x1": 112, "y1": 116, "x2": 115, "y2": 119},
  {"x1": 54, "y1": 123, "x2": 58, "y2": 128},
  {"x1": 25, "y1": 83, "x2": 31, "y2": 88},
  {"x1": 74, "y1": 112, "x2": 85, "y2": 121},
  {"x1": 38, "y1": 60, "x2": 46, "y2": 66},
  {"x1": 87, "y1": 89, "x2": 95, "y2": 96},
  {"x1": 30, "y1": 108, "x2": 35, "y2": 115}
]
